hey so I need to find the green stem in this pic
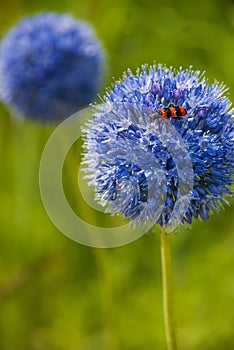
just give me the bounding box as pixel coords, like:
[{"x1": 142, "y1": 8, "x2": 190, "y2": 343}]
[{"x1": 160, "y1": 226, "x2": 177, "y2": 350}]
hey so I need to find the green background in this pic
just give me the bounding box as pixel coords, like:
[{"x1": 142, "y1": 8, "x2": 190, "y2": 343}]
[{"x1": 0, "y1": 0, "x2": 234, "y2": 349}]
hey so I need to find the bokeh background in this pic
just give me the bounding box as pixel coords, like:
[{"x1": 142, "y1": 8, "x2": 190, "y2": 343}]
[{"x1": 0, "y1": 0, "x2": 234, "y2": 349}]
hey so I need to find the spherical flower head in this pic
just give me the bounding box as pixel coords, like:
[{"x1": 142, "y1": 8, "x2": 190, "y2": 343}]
[
  {"x1": 0, "y1": 12, "x2": 105, "y2": 122},
  {"x1": 82, "y1": 64, "x2": 234, "y2": 231}
]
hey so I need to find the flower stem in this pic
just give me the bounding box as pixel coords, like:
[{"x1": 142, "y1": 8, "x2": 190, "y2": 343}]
[{"x1": 160, "y1": 226, "x2": 177, "y2": 350}]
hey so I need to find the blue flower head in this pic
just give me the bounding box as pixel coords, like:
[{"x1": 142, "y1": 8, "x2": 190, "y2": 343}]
[
  {"x1": 0, "y1": 12, "x2": 105, "y2": 122},
  {"x1": 82, "y1": 64, "x2": 234, "y2": 232}
]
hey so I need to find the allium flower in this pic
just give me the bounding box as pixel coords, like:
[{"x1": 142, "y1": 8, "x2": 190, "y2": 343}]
[
  {"x1": 0, "y1": 12, "x2": 104, "y2": 122},
  {"x1": 82, "y1": 64, "x2": 234, "y2": 231}
]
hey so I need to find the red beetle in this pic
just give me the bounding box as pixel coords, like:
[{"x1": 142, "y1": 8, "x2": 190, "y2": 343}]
[{"x1": 158, "y1": 102, "x2": 187, "y2": 120}]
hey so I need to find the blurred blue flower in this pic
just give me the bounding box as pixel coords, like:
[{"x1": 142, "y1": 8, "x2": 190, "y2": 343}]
[
  {"x1": 83, "y1": 64, "x2": 234, "y2": 230},
  {"x1": 0, "y1": 12, "x2": 105, "y2": 122}
]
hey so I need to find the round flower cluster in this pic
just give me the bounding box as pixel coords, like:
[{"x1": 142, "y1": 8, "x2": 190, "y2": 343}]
[
  {"x1": 83, "y1": 64, "x2": 234, "y2": 230},
  {"x1": 0, "y1": 12, "x2": 105, "y2": 122}
]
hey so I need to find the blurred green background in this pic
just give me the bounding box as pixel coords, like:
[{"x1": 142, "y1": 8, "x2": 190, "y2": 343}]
[{"x1": 0, "y1": 0, "x2": 234, "y2": 349}]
